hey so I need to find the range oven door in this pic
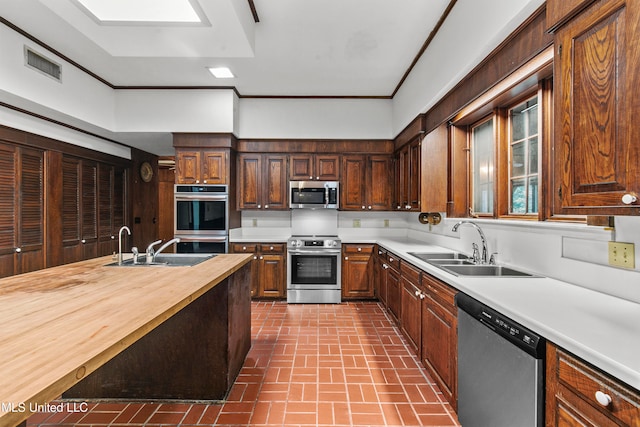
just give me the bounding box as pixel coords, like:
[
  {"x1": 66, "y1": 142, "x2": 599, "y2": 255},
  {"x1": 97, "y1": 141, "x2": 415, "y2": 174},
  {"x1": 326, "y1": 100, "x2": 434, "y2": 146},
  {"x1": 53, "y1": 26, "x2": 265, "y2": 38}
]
[
  {"x1": 175, "y1": 235, "x2": 228, "y2": 254},
  {"x1": 287, "y1": 249, "x2": 342, "y2": 303},
  {"x1": 174, "y1": 194, "x2": 228, "y2": 235}
]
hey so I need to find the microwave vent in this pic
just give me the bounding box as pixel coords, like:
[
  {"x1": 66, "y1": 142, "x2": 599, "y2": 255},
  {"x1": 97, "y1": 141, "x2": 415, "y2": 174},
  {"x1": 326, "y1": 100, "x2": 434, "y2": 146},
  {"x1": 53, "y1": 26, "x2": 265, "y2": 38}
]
[{"x1": 24, "y1": 46, "x2": 62, "y2": 82}]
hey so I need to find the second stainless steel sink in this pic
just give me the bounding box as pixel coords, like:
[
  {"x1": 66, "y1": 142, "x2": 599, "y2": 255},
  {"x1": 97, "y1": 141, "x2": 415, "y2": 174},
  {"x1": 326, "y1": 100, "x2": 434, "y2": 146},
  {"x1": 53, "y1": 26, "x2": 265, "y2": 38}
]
[
  {"x1": 439, "y1": 264, "x2": 536, "y2": 277},
  {"x1": 408, "y1": 252, "x2": 470, "y2": 262},
  {"x1": 106, "y1": 253, "x2": 216, "y2": 267}
]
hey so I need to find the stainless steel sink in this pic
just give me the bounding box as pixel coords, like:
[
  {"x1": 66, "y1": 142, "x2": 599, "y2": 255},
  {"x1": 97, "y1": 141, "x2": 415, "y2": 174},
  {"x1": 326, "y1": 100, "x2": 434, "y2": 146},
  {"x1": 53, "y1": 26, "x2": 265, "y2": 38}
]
[
  {"x1": 408, "y1": 252, "x2": 470, "y2": 262},
  {"x1": 427, "y1": 259, "x2": 475, "y2": 266},
  {"x1": 106, "y1": 253, "x2": 216, "y2": 267},
  {"x1": 438, "y1": 264, "x2": 536, "y2": 277}
]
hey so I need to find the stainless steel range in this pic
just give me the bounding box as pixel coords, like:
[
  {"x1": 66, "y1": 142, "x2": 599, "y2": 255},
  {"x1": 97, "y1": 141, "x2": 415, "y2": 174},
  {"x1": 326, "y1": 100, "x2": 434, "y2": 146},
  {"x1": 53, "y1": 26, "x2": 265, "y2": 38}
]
[{"x1": 287, "y1": 235, "x2": 342, "y2": 304}]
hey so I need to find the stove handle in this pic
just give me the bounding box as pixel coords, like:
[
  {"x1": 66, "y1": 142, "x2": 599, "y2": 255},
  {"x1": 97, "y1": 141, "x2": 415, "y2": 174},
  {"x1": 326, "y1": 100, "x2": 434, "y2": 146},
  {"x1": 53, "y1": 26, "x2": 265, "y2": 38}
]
[{"x1": 289, "y1": 249, "x2": 342, "y2": 255}]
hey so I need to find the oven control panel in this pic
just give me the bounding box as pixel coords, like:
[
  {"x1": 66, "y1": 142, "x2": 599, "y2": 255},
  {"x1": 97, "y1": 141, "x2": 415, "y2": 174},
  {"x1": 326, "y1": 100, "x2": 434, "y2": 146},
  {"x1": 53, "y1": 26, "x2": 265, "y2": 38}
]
[{"x1": 288, "y1": 237, "x2": 341, "y2": 250}]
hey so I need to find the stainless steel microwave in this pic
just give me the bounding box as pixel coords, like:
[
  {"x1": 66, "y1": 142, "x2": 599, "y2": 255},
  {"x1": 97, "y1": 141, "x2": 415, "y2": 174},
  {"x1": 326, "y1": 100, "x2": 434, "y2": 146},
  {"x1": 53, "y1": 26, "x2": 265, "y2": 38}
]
[{"x1": 289, "y1": 181, "x2": 339, "y2": 209}]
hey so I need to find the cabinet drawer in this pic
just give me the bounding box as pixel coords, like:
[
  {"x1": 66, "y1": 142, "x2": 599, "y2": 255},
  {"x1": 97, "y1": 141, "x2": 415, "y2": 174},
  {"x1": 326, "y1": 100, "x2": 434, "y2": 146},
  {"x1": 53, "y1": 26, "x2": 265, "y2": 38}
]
[
  {"x1": 422, "y1": 274, "x2": 456, "y2": 312},
  {"x1": 231, "y1": 243, "x2": 258, "y2": 253},
  {"x1": 400, "y1": 262, "x2": 421, "y2": 284},
  {"x1": 344, "y1": 244, "x2": 374, "y2": 254},
  {"x1": 385, "y1": 252, "x2": 401, "y2": 270},
  {"x1": 260, "y1": 243, "x2": 285, "y2": 254},
  {"x1": 555, "y1": 348, "x2": 640, "y2": 425}
]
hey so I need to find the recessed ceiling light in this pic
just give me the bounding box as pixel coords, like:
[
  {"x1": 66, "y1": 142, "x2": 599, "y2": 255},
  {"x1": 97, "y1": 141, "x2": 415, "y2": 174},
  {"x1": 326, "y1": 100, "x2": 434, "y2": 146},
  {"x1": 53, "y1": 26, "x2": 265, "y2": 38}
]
[
  {"x1": 208, "y1": 67, "x2": 235, "y2": 79},
  {"x1": 75, "y1": 0, "x2": 203, "y2": 24}
]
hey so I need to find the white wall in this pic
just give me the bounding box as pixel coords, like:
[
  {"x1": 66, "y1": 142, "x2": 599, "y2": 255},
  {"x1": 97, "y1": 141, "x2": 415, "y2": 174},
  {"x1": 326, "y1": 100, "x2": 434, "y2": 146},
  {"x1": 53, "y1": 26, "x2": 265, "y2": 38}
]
[
  {"x1": 237, "y1": 98, "x2": 393, "y2": 139},
  {"x1": 391, "y1": 0, "x2": 545, "y2": 134}
]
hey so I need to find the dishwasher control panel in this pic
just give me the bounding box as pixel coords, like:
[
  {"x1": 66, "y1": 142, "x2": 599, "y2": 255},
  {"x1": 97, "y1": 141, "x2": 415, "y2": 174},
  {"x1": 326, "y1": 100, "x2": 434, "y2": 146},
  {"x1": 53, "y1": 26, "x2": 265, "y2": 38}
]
[{"x1": 456, "y1": 292, "x2": 545, "y2": 358}]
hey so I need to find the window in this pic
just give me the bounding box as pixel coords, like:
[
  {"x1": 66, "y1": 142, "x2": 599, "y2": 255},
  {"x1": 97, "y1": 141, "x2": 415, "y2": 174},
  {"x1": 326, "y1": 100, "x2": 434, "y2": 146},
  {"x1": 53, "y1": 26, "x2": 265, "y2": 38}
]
[
  {"x1": 471, "y1": 118, "x2": 495, "y2": 215},
  {"x1": 509, "y1": 96, "x2": 539, "y2": 215}
]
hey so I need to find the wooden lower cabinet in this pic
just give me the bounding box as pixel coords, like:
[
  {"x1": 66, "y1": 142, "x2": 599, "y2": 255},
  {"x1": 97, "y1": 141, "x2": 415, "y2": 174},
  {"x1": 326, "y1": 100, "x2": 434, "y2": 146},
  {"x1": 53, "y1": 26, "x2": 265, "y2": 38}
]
[
  {"x1": 546, "y1": 343, "x2": 640, "y2": 426},
  {"x1": 342, "y1": 244, "x2": 375, "y2": 300},
  {"x1": 400, "y1": 262, "x2": 422, "y2": 354},
  {"x1": 385, "y1": 256, "x2": 402, "y2": 323},
  {"x1": 374, "y1": 246, "x2": 388, "y2": 305},
  {"x1": 230, "y1": 243, "x2": 286, "y2": 298},
  {"x1": 421, "y1": 273, "x2": 458, "y2": 411}
]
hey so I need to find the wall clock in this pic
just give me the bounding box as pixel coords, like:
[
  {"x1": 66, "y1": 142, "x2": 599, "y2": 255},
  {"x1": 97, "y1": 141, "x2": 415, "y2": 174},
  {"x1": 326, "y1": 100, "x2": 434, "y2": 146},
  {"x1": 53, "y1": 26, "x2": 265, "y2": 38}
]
[{"x1": 140, "y1": 161, "x2": 154, "y2": 182}]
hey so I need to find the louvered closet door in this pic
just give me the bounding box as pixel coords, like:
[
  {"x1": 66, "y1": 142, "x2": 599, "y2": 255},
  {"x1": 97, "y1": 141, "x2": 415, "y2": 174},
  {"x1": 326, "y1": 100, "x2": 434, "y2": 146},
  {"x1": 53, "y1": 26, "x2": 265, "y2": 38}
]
[
  {"x1": 62, "y1": 157, "x2": 83, "y2": 263},
  {"x1": 98, "y1": 164, "x2": 114, "y2": 256},
  {"x1": 81, "y1": 161, "x2": 98, "y2": 260},
  {"x1": 0, "y1": 143, "x2": 17, "y2": 277},
  {"x1": 17, "y1": 147, "x2": 44, "y2": 274}
]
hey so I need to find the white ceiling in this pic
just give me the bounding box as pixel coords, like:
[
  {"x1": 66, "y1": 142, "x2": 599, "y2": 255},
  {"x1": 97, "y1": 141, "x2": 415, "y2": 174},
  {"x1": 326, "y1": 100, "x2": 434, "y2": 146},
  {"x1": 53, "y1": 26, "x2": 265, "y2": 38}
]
[{"x1": 2, "y1": 0, "x2": 455, "y2": 96}]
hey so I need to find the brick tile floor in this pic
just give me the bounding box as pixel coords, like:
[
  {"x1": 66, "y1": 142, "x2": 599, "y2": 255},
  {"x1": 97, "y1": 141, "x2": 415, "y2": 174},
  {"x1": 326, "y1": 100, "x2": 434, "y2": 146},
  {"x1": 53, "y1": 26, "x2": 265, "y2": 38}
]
[{"x1": 27, "y1": 301, "x2": 459, "y2": 426}]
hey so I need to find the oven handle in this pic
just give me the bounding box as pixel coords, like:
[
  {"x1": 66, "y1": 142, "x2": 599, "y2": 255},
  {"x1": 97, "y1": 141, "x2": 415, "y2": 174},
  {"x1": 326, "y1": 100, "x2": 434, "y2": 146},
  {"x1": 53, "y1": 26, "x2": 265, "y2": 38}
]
[
  {"x1": 289, "y1": 249, "x2": 341, "y2": 255},
  {"x1": 175, "y1": 194, "x2": 228, "y2": 201},
  {"x1": 175, "y1": 235, "x2": 228, "y2": 242}
]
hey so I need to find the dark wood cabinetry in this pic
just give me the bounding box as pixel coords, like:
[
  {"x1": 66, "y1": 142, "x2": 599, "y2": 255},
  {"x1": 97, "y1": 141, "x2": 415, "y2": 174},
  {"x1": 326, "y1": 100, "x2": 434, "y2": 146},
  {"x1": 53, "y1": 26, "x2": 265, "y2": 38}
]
[
  {"x1": 421, "y1": 273, "x2": 458, "y2": 410},
  {"x1": 341, "y1": 155, "x2": 392, "y2": 211},
  {"x1": 341, "y1": 244, "x2": 375, "y2": 300},
  {"x1": 546, "y1": 343, "x2": 640, "y2": 426},
  {"x1": 552, "y1": 0, "x2": 640, "y2": 215},
  {"x1": 237, "y1": 154, "x2": 288, "y2": 210},
  {"x1": 97, "y1": 164, "x2": 127, "y2": 256},
  {"x1": 289, "y1": 154, "x2": 340, "y2": 181},
  {"x1": 230, "y1": 242, "x2": 286, "y2": 298},
  {"x1": 396, "y1": 138, "x2": 421, "y2": 211},
  {"x1": 382, "y1": 252, "x2": 402, "y2": 323},
  {"x1": 175, "y1": 149, "x2": 227, "y2": 185},
  {"x1": 400, "y1": 262, "x2": 422, "y2": 354},
  {"x1": 0, "y1": 143, "x2": 45, "y2": 278}
]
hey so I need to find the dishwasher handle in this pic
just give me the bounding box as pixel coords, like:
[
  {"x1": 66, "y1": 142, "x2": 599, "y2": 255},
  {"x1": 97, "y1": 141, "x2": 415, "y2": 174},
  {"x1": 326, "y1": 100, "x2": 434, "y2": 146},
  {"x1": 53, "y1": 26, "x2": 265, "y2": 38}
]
[{"x1": 456, "y1": 292, "x2": 546, "y2": 359}]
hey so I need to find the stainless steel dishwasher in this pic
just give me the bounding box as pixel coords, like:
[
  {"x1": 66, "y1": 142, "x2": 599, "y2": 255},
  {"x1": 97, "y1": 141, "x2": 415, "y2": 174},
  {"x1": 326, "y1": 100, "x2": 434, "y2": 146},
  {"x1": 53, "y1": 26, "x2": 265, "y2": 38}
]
[{"x1": 456, "y1": 293, "x2": 545, "y2": 427}]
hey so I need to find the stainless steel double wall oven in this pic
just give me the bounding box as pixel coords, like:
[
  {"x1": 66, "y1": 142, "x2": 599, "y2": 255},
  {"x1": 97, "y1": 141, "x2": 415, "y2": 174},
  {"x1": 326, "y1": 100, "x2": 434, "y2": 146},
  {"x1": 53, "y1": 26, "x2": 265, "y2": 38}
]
[{"x1": 174, "y1": 184, "x2": 229, "y2": 253}]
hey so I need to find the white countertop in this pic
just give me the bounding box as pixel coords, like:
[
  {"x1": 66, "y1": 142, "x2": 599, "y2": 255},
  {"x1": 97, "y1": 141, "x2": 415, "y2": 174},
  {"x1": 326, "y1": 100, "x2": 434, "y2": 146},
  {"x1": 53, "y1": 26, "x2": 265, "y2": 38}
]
[
  {"x1": 374, "y1": 236, "x2": 640, "y2": 392},
  {"x1": 230, "y1": 233, "x2": 640, "y2": 390}
]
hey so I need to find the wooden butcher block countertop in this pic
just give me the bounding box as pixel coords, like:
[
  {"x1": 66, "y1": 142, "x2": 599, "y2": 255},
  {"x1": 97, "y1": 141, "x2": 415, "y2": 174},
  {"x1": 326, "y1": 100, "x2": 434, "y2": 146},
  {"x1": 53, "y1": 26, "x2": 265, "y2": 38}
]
[{"x1": 0, "y1": 253, "x2": 252, "y2": 427}]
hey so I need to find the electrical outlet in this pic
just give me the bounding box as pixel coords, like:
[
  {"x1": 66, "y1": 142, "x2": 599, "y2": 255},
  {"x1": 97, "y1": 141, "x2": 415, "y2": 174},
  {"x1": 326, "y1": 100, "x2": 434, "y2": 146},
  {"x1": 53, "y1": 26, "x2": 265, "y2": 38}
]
[
  {"x1": 384, "y1": 219, "x2": 390, "y2": 228},
  {"x1": 252, "y1": 218, "x2": 258, "y2": 227},
  {"x1": 353, "y1": 219, "x2": 361, "y2": 228},
  {"x1": 608, "y1": 241, "x2": 635, "y2": 268}
]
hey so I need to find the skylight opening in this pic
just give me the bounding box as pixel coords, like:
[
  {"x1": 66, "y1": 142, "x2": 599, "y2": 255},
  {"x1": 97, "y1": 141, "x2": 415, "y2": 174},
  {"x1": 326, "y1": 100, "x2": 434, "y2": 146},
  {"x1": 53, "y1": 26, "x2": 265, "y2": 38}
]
[
  {"x1": 75, "y1": 0, "x2": 204, "y2": 24},
  {"x1": 208, "y1": 67, "x2": 235, "y2": 79}
]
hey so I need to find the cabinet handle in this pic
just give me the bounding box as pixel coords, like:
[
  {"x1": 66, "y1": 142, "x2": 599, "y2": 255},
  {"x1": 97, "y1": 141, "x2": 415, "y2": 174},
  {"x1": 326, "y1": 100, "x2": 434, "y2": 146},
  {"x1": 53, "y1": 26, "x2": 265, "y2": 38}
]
[
  {"x1": 595, "y1": 391, "x2": 612, "y2": 407},
  {"x1": 621, "y1": 194, "x2": 637, "y2": 205},
  {"x1": 382, "y1": 263, "x2": 389, "y2": 269},
  {"x1": 15, "y1": 247, "x2": 21, "y2": 253}
]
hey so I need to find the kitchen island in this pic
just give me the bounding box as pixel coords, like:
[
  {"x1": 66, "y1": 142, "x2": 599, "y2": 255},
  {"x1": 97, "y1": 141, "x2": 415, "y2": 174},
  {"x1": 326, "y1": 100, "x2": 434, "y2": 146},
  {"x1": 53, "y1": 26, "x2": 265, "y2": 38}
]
[{"x1": 0, "y1": 253, "x2": 252, "y2": 427}]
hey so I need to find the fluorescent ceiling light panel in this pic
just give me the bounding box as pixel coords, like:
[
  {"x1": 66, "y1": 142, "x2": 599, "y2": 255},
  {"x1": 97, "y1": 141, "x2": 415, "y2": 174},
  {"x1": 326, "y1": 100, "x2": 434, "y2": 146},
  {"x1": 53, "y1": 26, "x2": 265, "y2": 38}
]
[
  {"x1": 208, "y1": 67, "x2": 235, "y2": 78},
  {"x1": 76, "y1": 0, "x2": 202, "y2": 23}
]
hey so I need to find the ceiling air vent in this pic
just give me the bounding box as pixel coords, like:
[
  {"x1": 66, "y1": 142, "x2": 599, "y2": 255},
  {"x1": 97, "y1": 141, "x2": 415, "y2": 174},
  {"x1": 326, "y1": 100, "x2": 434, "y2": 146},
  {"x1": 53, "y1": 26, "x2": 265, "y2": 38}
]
[{"x1": 24, "y1": 46, "x2": 62, "y2": 82}]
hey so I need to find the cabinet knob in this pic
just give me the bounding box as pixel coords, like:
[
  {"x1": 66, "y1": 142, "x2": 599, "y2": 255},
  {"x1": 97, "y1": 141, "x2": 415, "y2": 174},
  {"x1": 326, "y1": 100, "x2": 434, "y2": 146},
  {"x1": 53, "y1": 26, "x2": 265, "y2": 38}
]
[
  {"x1": 270, "y1": 246, "x2": 274, "y2": 250},
  {"x1": 368, "y1": 206, "x2": 372, "y2": 210},
  {"x1": 81, "y1": 239, "x2": 86, "y2": 244},
  {"x1": 621, "y1": 194, "x2": 637, "y2": 205},
  {"x1": 265, "y1": 204, "x2": 269, "y2": 209},
  {"x1": 111, "y1": 235, "x2": 115, "y2": 240},
  {"x1": 595, "y1": 391, "x2": 612, "y2": 407},
  {"x1": 15, "y1": 247, "x2": 21, "y2": 253},
  {"x1": 195, "y1": 180, "x2": 200, "y2": 183},
  {"x1": 419, "y1": 293, "x2": 426, "y2": 300},
  {"x1": 414, "y1": 290, "x2": 421, "y2": 297},
  {"x1": 309, "y1": 176, "x2": 313, "y2": 180},
  {"x1": 258, "y1": 204, "x2": 262, "y2": 209},
  {"x1": 344, "y1": 256, "x2": 349, "y2": 260},
  {"x1": 316, "y1": 176, "x2": 320, "y2": 180},
  {"x1": 357, "y1": 247, "x2": 362, "y2": 252},
  {"x1": 253, "y1": 256, "x2": 258, "y2": 260},
  {"x1": 362, "y1": 206, "x2": 366, "y2": 210},
  {"x1": 389, "y1": 257, "x2": 394, "y2": 262},
  {"x1": 242, "y1": 246, "x2": 247, "y2": 251},
  {"x1": 259, "y1": 256, "x2": 264, "y2": 260},
  {"x1": 382, "y1": 264, "x2": 389, "y2": 269}
]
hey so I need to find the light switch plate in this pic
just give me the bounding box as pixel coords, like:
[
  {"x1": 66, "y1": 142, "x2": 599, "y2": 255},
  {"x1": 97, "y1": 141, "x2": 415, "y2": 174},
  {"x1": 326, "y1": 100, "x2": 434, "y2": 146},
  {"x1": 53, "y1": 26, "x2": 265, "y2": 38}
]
[
  {"x1": 353, "y1": 219, "x2": 361, "y2": 228},
  {"x1": 608, "y1": 241, "x2": 635, "y2": 268},
  {"x1": 384, "y1": 219, "x2": 390, "y2": 228}
]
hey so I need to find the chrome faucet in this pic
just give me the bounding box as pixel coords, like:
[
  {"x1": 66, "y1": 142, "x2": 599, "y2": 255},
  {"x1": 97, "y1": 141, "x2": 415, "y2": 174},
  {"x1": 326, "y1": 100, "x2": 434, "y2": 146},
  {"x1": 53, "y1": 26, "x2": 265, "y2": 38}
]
[
  {"x1": 118, "y1": 225, "x2": 131, "y2": 265},
  {"x1": 152, "y1": 237, "x2": 181, "y2": 262},
  {"x1": 452, "y1": 220, "x2": 489, "y2": 264},
  {"x1": 145, "y1": 239, "x2": 162, "y2": 264}
]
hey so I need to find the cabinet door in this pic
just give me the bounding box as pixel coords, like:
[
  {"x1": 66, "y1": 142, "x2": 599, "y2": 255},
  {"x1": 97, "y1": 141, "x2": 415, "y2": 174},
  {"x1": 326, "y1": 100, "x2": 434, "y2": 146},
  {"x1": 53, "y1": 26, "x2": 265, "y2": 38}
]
[
  {"x1": 259, "y1": 254, "x2": 285, "y2": 298},
  {"x1": 237, "y1": 154, "x2": 262, "y2": 209},
  {"x1": 375, "y1": 248, "x2": 388, "y2": 305},
  {"x1": 175, "y1": 150, "x2": 201, "y2": 184},
  {"x1": 554, "y1": 0, "x2": 640, "y2": 215},
  {"x1": 81, "y1": 161, "x2": 98, "y2": 260},
  {"x1": 400, "y1": 278, "x2": 422, "y2": 355},
  {"x1": 289, "y1": 154, "x2": 314, "y2": 180},
  {"x1": 0, "y1": 143, "x2": 17, "y2": 277},
  {"x1": 316, "y1": 155, "x2": 340, "y2": 181},
  {"x1": 368, "y1": 155, "x2": 392, "y2": 210},
  {"x1": 386, "y1": 267, "x2": 401, "y2": 322},
  {"x1": 396, "y1": 146, "x2": 409, "y2": 210},
  {"x1": 342, "y1": 245, "x2": 374, "y2": 299},
  {"x1": 231, "y1": 243, "x2": 260, "y2": 297},
  {"x1": 201, "y1": 150, "x2": 227, "y2": 184},
  {"x1": 98, "y1": 163, "x2": 115, "y2": 256},
  {"x1": 341, "y1": 155, "x2": 366, "y2": 210},
  {"x1": 421, "y1": 124, "x2": 449, "y2": 212},
  {"x1": 408, "y1": 140, "x2": 421, "y2": 211},
  {"x1": 263, "y1": 155, "x2": 288, "y2": 210}
]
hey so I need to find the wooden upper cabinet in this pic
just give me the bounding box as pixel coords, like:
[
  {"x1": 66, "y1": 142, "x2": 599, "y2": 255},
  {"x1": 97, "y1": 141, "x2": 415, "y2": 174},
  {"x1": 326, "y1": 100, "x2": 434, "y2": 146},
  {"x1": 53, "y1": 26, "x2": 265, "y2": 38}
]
[
  {"x1": 546, "y1": 0, "x2": 596, "y2": 32},
  {"x1": 421, "y1": 124, "x2": 449, "y2": 212},
  {"x1": 289, "y1": 154, "x2": 340, "y2": 181},
  {"x1": 341, "y1": 154, "x2": 392, "y2": 211},
  {"x1": 553, "y1": 0, "x2": 640, "y2": 215},
  {"x1": 395, "y1": 138, "x2": 421, "y2": 211},
  {"x1": 237, "y1": 154, "x2": 288, "y2": 210},
  {"x1": 176, "y1": 149, "x2": 227, "y2": 184},
  {"x1": 0, "y1": 143, "x2": 45, "y2": 278}
]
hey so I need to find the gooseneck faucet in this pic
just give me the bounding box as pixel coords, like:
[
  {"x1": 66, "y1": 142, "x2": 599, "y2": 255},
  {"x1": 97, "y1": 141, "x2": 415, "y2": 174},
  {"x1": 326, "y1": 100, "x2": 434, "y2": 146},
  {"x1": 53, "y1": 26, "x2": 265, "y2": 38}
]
[
  {"x1": 452, "y1": 220, "x2": 489, "y2": 264},
  {"x1": 118, "y1": 225, "x2": 131, "y2": 265}
]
